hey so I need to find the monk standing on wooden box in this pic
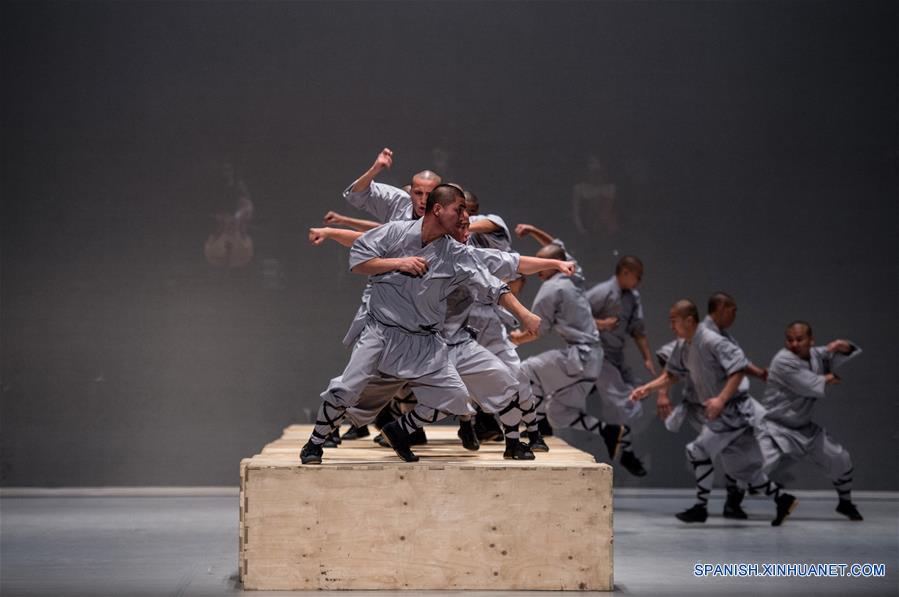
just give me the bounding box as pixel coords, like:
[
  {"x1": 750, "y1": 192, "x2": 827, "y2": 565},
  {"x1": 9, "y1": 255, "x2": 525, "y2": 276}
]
[{"x1": 300, "y1": 184, "x2": 541, "y2": 465}]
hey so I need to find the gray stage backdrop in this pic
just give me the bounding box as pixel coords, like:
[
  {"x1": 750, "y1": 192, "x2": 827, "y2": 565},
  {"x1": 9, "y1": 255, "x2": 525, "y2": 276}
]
[{"x1": 2, "y1": 1, "x2": 896, "y2": 489}]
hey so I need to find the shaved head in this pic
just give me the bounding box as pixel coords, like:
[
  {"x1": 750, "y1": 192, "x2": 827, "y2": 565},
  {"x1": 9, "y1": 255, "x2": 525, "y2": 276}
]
[
  {"x1": 536, "y1": 244, "x2": 566, "y2": 261},
  {"x1": 786, "y1": 320, "x2": 813, "y2": 337},
  {"x1": 671, "y1": 299, "x2": 699, "y2": 323},
  {"x1": 463, "y1": 190, "x2": 479, "y2": 214},
  {"x1": 615, "y1": 255, "x2": 644, "y2": 276},
  {"x1": 708, "y1": 292, "x2": 736, "y2": 315},
  {"x1": 412, "y1": 170, "x2": 442, "y2": 185},
  {"x1": 425, "y1": 184, "x2": 464, "y2": 213}
]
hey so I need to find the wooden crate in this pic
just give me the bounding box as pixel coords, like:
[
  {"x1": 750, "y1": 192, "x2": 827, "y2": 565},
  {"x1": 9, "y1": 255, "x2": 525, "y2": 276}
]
[{"x1": 240, "y1": 424, "x2": 613, "y2": 591}]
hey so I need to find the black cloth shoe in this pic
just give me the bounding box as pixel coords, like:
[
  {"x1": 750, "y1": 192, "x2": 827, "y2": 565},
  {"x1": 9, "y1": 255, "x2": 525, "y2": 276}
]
[
  {"x1": 836, "y1": 499, "x2": 863, "y2": 521},
  {"x1": 457, "y1": 420, "x2": 480, "y2": 451},
  {"x1": 600, "y1": 424, "x2": 624, "y2": 460},
  {"x1": 676, "y1": 504, "x2": 708, "y2": 523},
  {"x1": 381, "y1": 421, "x2": 420, "y2": 463},
  {"x1": 340, "y1": 425, "x2": 370, "y2": 440},
  {"x1": 525, "y1": 430, "x2": 549, "y2": 453},
  {"x1": 620, "y1": 449, "x2": 647, "y2": 477},
  {"x1": 474, "y1": 410, "x2": 504, "y2": 442},
  {"x1": 723, "y1": 489, "x2": 748, "y2": 520},
  {"x1": 300, "y1": 441, "x2": 323, "y2": 465},
  {"x1": 503, "y1": 437, "x2": 536, "y2": 460},
  {"x1": 408, "y1": 427, "x2": 428, "y2": 446},
  {"x1": 537, "y1": 417, "x2": 554, "y2": 437},
  {"x1": 372, "y1": 433, "x2": 389, "y2": 447},
  {"x1": 322, "y1": 429, "x2": 341, "y2": 448},
  {"x1": 772, "y1": 493, "x2": 798, "y2": 526}
]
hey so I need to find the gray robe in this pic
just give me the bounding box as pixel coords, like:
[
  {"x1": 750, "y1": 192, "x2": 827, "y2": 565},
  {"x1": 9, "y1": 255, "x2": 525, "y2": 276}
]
[
  {"x1": 665, "y1": 325, "x2": 767, "y2": 483},
  {"x1": 759, "y1": 343, "x2": 861, "y2": 462},
  {"x1": 346, "y1": 247, "x2": 522, "y2": 423},
  {"x1": 521, "y1": 268, "x2": 603, "y2": 427},
  {"x1": 467, "y1": 213, "x2": 521, "y2": 346},
  {"x1": 665, "y1": 325, "x2": 754, "y2": 433},
  {"x1": 343, "y1": 181, "x2": 413, "y2": 223},
  {"x1": 341, "y1": 181, "x2": 416, "y2": 346},
  {"x1": 324, "y1": 219, "x2": 509, "y2": 415},
  {"x1": 586, "y1": 275, "x2": 646, "y2": 377}
]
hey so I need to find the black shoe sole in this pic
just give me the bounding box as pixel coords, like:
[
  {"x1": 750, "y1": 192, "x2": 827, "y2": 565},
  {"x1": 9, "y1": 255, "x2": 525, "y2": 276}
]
[
  {"x1": 722, "y1": 509, "x2": 748, "y2": 520},
  {"x1": 503, "y1": 449, "x2": 536, "y2": 460}
]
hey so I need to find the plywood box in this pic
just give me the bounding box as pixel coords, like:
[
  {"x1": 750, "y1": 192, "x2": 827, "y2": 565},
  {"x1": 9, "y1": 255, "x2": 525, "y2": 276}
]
[{"x1": 240, "y1": 424, "x2": 613, "y2": 591}]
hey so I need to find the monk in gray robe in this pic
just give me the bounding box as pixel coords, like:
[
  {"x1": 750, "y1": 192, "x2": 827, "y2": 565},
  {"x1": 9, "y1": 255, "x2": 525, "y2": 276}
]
[
  {"x1": 510, "y1": 239, "x2": 624, "y2": 462},
  {"x1": 631, "y1": 300, "x2": 798, "y2": 526},
  {"x1": 311, "y1": 220, "x2": 573, "y2": 457},
  {"x1": 300, "y1": 185, "x2": 541, "y2": 464},
  {"x1": 758, "y1": 321, "x2": 863, "y2": 521},
  {"x1": 585, "y1": 255, "x2": 654, "y2": 476}
]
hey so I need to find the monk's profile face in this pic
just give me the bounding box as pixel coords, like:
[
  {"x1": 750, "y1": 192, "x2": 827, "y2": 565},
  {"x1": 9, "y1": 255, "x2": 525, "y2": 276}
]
[{"x1": 669, "y1": 309, "x2": 696, "y2": 339}]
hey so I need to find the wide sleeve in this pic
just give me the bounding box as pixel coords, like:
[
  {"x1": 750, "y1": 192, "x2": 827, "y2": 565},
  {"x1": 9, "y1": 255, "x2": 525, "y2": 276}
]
[
  {"x1": 656, "y1": 339, "x2": 678, "y2": 369},
  {"x1": 626, "y1": 289, "x2": 646, "y2": 336},
  {"x1": 829, "y1": 342, "x2": 863, "y2": 371},
  {"x1": 529, "y1": 283, "x2": 560, "y2": 336},
  {"x1": 586, "y1": 282, "x2": 610, "y2": 317},
  {"x1": 348, "y1": 222, "x2": 400, "y2": 270},
  {"x1": 665, "y1": 340, "x2": 689, "y2": 379},
  {"x1": 343, "y1": 181, "x2": 409, "y2": 223},
  {"x1": 771, "y1": 352, "x2": 827, "y2": 399},
  {"x1": 471, "y1": 247, "x2": 519, "y2": 282},
  {"x1": 478, "y1": 213, "x2": 512, "y2": 242},
  {"x1": 450, "y1": 243, "x2": 510, "y2": 305},
  {"x1": 711, "y1": 335, "x2": 750, "y2": 376}
]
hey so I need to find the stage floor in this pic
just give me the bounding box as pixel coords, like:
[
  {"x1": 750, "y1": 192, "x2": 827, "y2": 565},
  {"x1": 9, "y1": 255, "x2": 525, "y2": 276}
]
[{"x1": 1, "y1": 489, "x2": 896, "y2": 596}]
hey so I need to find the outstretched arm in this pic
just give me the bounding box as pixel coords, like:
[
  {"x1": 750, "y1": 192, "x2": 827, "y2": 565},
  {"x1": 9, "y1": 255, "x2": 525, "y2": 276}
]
[
  {"x1": 323, "y1": 211, "x2": 380, "y2": 232},
  {"x1": 630, "y1": 370, "x2": 677, "y2": 402},
  {"x1": 517, "y1": 256, "x2": 575, "y2": 276},
  {"x1": 350, "y1": 148, "x2": 393, "y2": 193},
  {"x1": 309, "y1": 227, "x2": 364, "y2": 248},
  {"x1": 469, "y1": 219, "x2": 502, "y2": 234},
  {"x1": 351, "y1": 256, "x2": 429, "y2": 277},
  {"x1": 745, "y1": 362, "x2": 769, "y2": 382},
  {"x1": 514, "y1": 223, "x2": 555, "y2": 246}
]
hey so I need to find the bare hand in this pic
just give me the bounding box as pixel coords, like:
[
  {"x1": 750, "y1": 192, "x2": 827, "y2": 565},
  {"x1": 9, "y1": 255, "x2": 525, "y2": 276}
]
[
  {"x1": 514, "y1": 223, "x2": 534, "y2": 238},
  {"x1": 826, "y1": 340, "x2": 852, "y2": 354},
  {"x1": 758, "y1": 368, "x2": 769, "y2": 382},
  {"x1": 396, "y1": 256, "x2": 428, "y2": 276},
  {"x1": 656, "y1": 392, "x2": 672, "y2": 419},
  {"x1": 825, "y1": 373, "x2": 841, "y2": 386},
  {"x1": 374, "y1": 147, "x2": 393, "y2": 171},
  {"x1": 704, "y1": 396, "x2": 726, "y2": 421},
  {"x1": 520, "y1": 311, "x2": 542, "y2": 335},
  {"x1": 323, "y1": 211, "x2": 344, "y2": 225},
  {"x1": 556, "y1": 260, "x2": 576, "y2": 276},
  {"x1": 509, "y1": 329, "x2": 533, "y2": 345},
  {"x1": 644, "y1": 358, "x2": 657, "y2": 375},
  {"x1": 629, "y1": 385, "x2": 651, "y2": 402},
  {"x1": 595, "y1": 317, "x2": 619, "y2": 332},
  {"x1": 308, "y1": 227, "x2": 328, "y2": 246}
]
